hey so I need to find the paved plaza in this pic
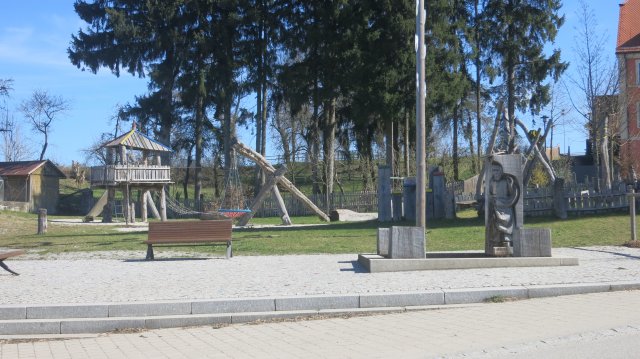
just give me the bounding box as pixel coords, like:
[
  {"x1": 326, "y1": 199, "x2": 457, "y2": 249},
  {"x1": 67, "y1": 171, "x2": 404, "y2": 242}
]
[
  {"x1": 2, "y1": 290, "x2": 640, "y2": 358},
  {"x1": 1, "y1": 246, "x2": 639, "y2": 305},
  {"x1": 1, "y1": 246, "x2": 640, "y2": 357}
]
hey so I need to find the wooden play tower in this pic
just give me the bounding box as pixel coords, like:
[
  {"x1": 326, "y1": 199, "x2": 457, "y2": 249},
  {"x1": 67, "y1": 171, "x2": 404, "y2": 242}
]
[{"x1": 88, "y1": 124, "x2": 172, "y2": 223}]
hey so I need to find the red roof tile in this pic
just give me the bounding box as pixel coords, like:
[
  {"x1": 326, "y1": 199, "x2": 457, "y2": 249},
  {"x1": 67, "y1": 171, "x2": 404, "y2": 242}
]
[{"x1": 617, "y1": 0, "x2": 640, "y2": 53}]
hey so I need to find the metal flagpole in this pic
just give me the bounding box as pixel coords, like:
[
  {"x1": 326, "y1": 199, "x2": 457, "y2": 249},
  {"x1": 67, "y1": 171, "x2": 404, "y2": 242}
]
[{"x1": 416, "y1": 0, "x2": 427, "y2": 228}]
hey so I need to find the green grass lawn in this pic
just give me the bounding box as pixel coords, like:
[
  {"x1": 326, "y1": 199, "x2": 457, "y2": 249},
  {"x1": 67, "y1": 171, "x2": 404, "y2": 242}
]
[{"x1": 0, "y1": 209, "x2": 638, "y2": 257}]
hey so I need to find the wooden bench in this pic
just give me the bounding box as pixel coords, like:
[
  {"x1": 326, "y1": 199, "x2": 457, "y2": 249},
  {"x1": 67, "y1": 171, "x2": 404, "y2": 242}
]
[
  {"x1": 145, "y1": 220, "x2": 233, "y2": 260},
  {"x1": 0, "y1": 250, "x2": 25, "y2": 276}
]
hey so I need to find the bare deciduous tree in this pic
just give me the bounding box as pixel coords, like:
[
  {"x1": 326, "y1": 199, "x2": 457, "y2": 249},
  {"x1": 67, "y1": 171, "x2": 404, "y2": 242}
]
[
  {"x1": 564, "y1": 0, "x2": 619, "y2": 189},
  {"x1": 1, "y1": 115, "x2": 33, "y2": 162},
  {"x1": 20, "y1": 90, "x2": 70, "y2": 161}
]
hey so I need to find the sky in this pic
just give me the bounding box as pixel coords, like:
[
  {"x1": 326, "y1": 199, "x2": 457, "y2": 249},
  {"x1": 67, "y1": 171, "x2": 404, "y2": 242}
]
[{"x1": 0, "y1": 1, "x2": 622, "y2": 166}]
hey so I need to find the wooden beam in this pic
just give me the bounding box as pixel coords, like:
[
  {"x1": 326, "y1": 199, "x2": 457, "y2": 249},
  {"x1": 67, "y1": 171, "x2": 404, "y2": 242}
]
[
  {"x1": 237, "y1": 166, "x2": 288, "y2": 226},
  {"x1": 233, "y1": 140, "x2": 330, "y2": 222}
]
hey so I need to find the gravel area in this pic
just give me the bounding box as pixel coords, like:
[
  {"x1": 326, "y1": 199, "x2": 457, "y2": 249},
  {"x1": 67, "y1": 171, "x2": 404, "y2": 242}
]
[{"x1": 0, "y1": 246, "x2": 639, "y2": 305}]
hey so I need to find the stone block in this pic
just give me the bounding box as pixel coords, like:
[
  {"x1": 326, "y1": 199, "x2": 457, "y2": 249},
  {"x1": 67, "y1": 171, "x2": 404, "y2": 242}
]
[
  {"x1": 0, "y1": 320, "x2": 61, "y2": 335},
  {"x1": 145, "y1": 314, "x2": 231, "y2": 330},
  {"x1": 515, "y1": 228, "x2": 552, "y2": 257},
  {"x1": 0, "y1": 306, "x2": 26, "y2": 320},
  {"x1": 444, "y1": 287, "x2": 528, "y2": 304},
  {"x1": 388, "y1": 226, "x2": 425, "y2": 259},
  {"x1": 27, "y1": 304, "x2": 109, "y2": 319},
  {"x1": 275, "y1": 295, "x2": 359, "y2": 311},
  {"x1": 360, "y1": 291, "x2": 444, "y2": 308},
  {"x1": 527, "y1": 283, "x2": 610, "y2": 298},
  {"x1": 108, "y1": 302, "x2": 191, "y2": 317},
  {"x1": 61, "y1": 318, "x2": 145, "y2": 334},
  {"x1": 191, "y1": 298, "x2": 275, "y2": 314},
  {"x1": 377, "y1": 228, "x2": 390, "y2": 256}
]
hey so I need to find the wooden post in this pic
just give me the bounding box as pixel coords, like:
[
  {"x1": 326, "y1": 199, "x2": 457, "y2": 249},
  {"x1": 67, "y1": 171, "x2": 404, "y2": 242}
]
[
  {"x1": 630, "y1": 187, "x2": 637, "y2": 242},
  {"x1": 160, "y1": 185, "x2": 167, "y2": 221},
  {"x1": 123, "y1": 186, "x2": 130, "y2": 225},
  {"x1": 140, "y1": 189, "x2": 149, "y2": 222},
  {"x1": 129, "y1": 198, "x2": 136, "y2": 223},
  {"x1": 272, "y1": 186, "x2": 292, "y2": 225},
  {"x1": 146, "y1": 191, "x2": 161, "y2": 220},
  {"x1": 237, "y1": 166, "x2": 288, "y2": 226},
  {"x1": 37, "y1": 208, "x2": 47, "y2": 235},
  {"x1": 103, "y1": 187, "x2": 115, "y2": 223}
]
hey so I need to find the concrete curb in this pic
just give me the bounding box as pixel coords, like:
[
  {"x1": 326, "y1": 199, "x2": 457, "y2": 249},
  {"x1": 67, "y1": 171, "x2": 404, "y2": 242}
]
[{"x1": 1, "y1": 281, "x2": 638, "y2": 335}]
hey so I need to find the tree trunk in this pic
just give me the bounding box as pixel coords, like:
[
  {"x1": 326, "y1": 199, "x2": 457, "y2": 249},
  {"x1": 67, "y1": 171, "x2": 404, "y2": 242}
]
[
  {"x1": 183, "y1": 146, "x2": 193, "y2": 201},
  {"x1": 323, "y1": 98, "x2": 336, "y2": 195},
  {"x1": 453, "y1": 106, "x2": 459, "y2": 181},
  {"x1": 194, "y1": 69, "x2": 205, "y2": 204},
  {"x1": 404, "y1": 111, "x2": 411, "y2": 177},
  {"x1": 467, "y1": 111, "x2": 476, "y2": 173},
  {"x1": 39, "y1": 131, "x2": 48, "y2": 161}
]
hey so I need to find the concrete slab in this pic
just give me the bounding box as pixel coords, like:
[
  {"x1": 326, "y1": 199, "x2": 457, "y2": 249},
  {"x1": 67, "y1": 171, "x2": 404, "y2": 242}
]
[
  {"x1": 0, "y1": 320, "x2": 60, "y2": 335},
  {"x1": 108, "y1": 302, "x2": 191, "y2": 317},
  {"x1": 527, "y1": 283, "x2": 611, "y2": 298},
  {"x1": 444, "y1": 287, "x2": 528, "y2": 304},
  {"x1": 145, "y1": 314, "x2": 231, "y2": 330},
  {"x1": 358, "y1": 253, "x2": 579, "y2": 273},
  {"x1": 231, "y1": 310, "x2": 318, "y2": 324},
  {"x1": 0, "y1": 306, "x2": 26, "y2": 320},
  {"x1": 275, "y1": 295, "x2": 360, "y2": 311},
  {"x1": 27, "y1": 304, "x2": 109, "y2": 319},
  {"x1": 609, "y1": 281, "x2": 640, "y2": 292},
  {"x1": 360, "y1": 291, "x2": 444, "y2": 308},
  {"x1": 192, "y1": 298, "x2": 275, "y2": 314},
  {"x1": 61, "y1": 318, "x2": 146, "y2": 334}
]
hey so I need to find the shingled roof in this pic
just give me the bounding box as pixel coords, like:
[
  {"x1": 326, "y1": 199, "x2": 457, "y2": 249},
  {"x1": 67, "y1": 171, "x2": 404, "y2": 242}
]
[
  {"x1": 103, "y1": 124, "x2": 172, "y2": 153},
  {"x1": 0, "y1": 160, "x2": 66, "y2": 178},
  {"x1": 617, "y1": 0, "x2": 640, "y2": 53}
]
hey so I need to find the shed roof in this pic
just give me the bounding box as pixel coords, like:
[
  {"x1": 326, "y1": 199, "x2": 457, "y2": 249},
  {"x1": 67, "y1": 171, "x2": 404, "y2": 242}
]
[
  {"x1": 617, "y1": 0, "x2": 640, "y2": 53},
  {"x1": 103, "y1": 126, "x2": 172, "y2": 153},
  {"x1": 0, "y1": 160, "x2": 66, "y2": 178}
]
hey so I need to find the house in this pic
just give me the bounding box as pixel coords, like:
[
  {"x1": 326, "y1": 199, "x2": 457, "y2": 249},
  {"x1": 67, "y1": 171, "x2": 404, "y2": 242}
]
[
  {"x1": 617, "y1": 0, "x2": 640, "y2": 180},
  {"x1": 0, "y1": 160, "x2": 67, "y2": 214}
]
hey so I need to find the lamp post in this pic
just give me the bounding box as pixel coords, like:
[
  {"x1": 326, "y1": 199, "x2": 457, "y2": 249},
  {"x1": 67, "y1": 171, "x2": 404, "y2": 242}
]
[{"x1": 416, "y1": 0, "x2": 426, "y2": 228}]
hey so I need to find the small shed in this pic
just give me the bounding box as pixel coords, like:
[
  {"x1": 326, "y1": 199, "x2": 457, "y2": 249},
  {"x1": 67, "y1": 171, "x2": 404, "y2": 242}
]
[{"x1": 0, "y1": 160, "x2": 67, "y2": 214}]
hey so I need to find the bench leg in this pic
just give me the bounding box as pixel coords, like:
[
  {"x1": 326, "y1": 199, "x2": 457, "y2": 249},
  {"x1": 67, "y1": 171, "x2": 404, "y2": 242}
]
[
  {"x1": 226, "y1": 240, "x2": 232, "y2": 259},
  {"x1": 145, "y1": 244, "x2": 155, "y2": 261},
  {"x1": 0, "y1": 260, "x2": 19, "y2": 276}
]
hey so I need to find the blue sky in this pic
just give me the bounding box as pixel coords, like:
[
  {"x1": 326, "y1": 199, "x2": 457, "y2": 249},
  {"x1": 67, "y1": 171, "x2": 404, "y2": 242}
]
[{"x1": 0, "y1": 1, "x2": 621, "y2": 165}]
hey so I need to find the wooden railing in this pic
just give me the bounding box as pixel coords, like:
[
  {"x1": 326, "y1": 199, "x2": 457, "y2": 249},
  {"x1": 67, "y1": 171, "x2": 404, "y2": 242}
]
[{"x1": 90, "y1": 165, "x2": 171, "y2": 185}]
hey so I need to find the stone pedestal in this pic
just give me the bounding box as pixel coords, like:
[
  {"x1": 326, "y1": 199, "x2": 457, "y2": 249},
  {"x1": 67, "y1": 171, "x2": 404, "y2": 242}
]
[
  {"x1": 514, "y1": 228, "x2": 552, "y2": 257},
  {"x1": 377, "y1": 228, "x2": 390, "y2": 256},
  {"x1": 388, "y1": 226, "x2": 425, "y2": 259}
]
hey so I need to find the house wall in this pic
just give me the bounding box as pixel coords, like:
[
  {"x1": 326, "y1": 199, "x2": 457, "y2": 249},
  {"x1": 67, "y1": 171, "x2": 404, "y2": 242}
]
[
  {"x1": 618, "y1": 53, "x2": 640, "y2": 179},
  {"x1": 3, "y1": 177, "x2": 28, "y2": 202},
  {"x1": 29, "y1": 166, "x2": 60, "y2": 214}
]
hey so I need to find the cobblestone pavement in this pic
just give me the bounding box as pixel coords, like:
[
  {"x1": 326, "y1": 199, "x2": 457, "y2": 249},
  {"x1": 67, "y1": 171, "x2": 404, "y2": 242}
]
[
  {"x1": 2, "y1": 290, "x2": 639, "y2": 358},
  {"x1": 0, "y1": 246, "x2": 639, "y2": 305}
]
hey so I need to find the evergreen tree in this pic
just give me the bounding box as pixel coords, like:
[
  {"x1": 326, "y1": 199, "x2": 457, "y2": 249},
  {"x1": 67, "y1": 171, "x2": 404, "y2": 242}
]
[{"x1": 482, "y1": 0, "x2": 567, "y2": 153}]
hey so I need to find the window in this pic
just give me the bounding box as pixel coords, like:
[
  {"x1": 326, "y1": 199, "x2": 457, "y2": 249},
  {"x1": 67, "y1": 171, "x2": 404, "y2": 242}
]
[{"x1": 636, "y1": 60, "x2": 640, "y2": 86}]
